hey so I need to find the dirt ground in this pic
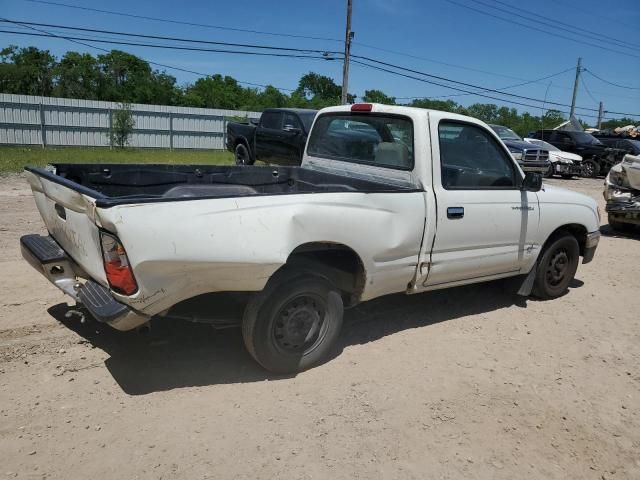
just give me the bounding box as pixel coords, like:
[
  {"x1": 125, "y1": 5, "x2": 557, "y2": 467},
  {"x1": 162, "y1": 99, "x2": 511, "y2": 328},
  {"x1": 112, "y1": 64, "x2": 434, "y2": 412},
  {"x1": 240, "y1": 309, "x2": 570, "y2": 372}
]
[{"x1": 0, "y1": 174, "x2": 638, "y2": 480}]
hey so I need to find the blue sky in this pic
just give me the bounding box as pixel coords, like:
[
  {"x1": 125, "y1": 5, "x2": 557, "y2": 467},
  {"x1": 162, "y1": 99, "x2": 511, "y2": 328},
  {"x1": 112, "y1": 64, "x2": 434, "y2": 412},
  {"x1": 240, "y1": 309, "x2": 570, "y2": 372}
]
[{"x1": 1, "y1": 0, "x2": 639, "y2": 124}]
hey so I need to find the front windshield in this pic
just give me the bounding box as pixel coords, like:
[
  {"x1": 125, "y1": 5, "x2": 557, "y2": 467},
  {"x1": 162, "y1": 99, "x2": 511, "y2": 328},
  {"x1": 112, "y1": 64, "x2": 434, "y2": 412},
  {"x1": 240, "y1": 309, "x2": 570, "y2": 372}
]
[
  {"x1": 627, "y1": 140, "x2": 640, "y2": 154},
  {"x1": 572, "y1": 132, "x2": 603, "y2": 145},
  {"x1": 526, "y1": 138, "x2": 559, "y2": 151},
  {"x1": 491, "y1": 125, "x2": 522, "y2": 141}
]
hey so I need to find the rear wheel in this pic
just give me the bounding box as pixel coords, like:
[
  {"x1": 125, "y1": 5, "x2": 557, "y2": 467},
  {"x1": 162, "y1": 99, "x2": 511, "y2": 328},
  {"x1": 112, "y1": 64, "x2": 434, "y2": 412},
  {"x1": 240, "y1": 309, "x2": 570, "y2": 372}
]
[
  {"x1": 582, "y1": 159, "x2": 599, "y2": 178},
  {"x1": 234, "y1": 143, "x2": 253, "y2": 166},
  {"x1": 533, "y1": 233, "x2": 580, "y2": 300},
  {"x1": 242, "y1": 273, "x2": 344, "y2": 373}
]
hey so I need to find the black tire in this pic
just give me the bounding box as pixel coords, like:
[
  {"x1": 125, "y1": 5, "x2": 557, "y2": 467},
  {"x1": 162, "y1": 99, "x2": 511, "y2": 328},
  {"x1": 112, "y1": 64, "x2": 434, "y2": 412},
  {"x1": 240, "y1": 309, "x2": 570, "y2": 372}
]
[
  {"x1": 582, "y1": 159, "x2": 600, "y2": 178},
  {"x1": 242, "y1": 273, "x2": 344, "y2": 374},
  {"x1": 561, "y1": 174, "x2": 574, "y2": 179},
  {"x1": 234, "y1": 143, "x2": 253, "y2": 166},
  {"x1": 533, "y1": 233, "x2": 580, "y2": 300},
  {"x1": 543, "y1": 163, "x2": 555, "y2": 178}
]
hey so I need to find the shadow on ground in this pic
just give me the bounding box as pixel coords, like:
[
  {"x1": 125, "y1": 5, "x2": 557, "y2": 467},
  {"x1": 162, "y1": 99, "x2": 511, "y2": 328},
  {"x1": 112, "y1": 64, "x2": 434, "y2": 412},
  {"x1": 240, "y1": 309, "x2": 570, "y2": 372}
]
[
  {"x1": 48, "y1": 277, "x2": 580, "y2": 395},
  {"x1": 600, "y1": 223, "x2": 640, "y2": 240}
]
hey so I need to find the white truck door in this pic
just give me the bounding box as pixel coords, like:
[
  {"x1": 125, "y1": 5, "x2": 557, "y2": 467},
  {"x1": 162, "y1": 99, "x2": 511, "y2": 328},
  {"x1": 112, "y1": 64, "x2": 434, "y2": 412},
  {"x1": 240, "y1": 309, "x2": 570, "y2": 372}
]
[{"x1": 421, "y1": 118, "x2": 539, "y2": 288}]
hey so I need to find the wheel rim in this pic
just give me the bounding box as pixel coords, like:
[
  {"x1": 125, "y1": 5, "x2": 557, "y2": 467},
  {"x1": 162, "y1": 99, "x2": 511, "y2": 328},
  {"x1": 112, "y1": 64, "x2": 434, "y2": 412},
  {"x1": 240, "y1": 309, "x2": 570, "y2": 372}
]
[
  {"x1": 272, "y1": 294, "x2": 328, "y2": 355},
  {"x1": 235, "y1": 145, "x2": 249, "y2": 165},
  {"x1": 546, "y1": 248, "x2": 570, "y2": 287},
  {"x1": 583, "y1": 162, "x2": 594, "y2": 177}
]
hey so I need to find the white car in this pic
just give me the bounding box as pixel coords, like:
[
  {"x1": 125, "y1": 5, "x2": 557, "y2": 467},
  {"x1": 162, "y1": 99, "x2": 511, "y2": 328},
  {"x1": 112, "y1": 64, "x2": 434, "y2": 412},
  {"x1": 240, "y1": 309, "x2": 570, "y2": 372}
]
[
  {"x1": 21, "y1": 104, "x2": 601, "y2": 373},
  {"x1": 524, "y1": 138, "x2": 584, "y2": 178}
]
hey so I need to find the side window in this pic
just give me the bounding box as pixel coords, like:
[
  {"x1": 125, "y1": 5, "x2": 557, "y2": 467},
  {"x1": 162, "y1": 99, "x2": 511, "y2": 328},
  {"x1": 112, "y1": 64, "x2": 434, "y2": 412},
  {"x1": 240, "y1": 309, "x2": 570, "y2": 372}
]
[
  {"x1": 439, "y1": 122, "x2": 517, "y2": 189},
  {"x1": 283, "y1": 113, "x2": 301, "y2": 130},
  {"x1": 260, "y1": 112, "x2": 283, "y2": 130}
]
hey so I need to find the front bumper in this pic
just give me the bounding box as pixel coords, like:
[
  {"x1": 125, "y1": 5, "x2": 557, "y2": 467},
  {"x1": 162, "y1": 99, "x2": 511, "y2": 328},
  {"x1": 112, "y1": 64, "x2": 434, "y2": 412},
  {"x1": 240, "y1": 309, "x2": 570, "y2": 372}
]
[
  {"x1": 20, "y1": 234, "x2": 149, "y2": 330},
  {"x1": 582, "y1": 231, "x2": 600, "y2": 264},
  {"x1": 519, "y1": 160, "x2": 551, "y2": 173},
  {"x1": 555, "y1": 163, "x2": 583, "y2": 176}
]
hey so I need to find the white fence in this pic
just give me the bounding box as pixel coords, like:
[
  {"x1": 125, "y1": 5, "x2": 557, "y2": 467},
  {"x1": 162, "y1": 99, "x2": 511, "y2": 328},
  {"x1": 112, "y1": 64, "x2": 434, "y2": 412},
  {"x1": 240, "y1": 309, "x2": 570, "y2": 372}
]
[{"x1": 0, "y1": 94, "x2": 261, "y2": 149}]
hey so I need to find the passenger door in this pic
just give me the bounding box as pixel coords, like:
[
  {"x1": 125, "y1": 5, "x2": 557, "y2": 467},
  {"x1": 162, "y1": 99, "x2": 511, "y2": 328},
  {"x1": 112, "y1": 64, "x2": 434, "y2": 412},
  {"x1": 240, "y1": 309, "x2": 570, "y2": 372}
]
[
  {"x1": 256, "y1": 111, "x2": 284, "y2": 163},
  {"x1": 422, "y1": 119, "x2": 539, "y2": 288}
]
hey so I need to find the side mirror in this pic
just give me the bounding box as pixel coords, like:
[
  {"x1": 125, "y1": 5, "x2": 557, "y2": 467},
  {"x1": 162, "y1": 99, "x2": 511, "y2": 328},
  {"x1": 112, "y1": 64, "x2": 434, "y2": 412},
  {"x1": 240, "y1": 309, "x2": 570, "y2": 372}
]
[
  {"x1": 283, "y1": 125, "x2": 301, "y2": 134},
  {"x1": 521, "y1": 171, "x2": 543, "y2": 192}
]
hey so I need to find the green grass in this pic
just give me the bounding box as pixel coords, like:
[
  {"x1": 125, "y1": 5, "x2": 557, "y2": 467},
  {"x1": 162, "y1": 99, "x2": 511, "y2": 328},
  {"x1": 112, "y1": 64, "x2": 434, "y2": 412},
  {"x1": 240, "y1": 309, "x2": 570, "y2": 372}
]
[{"x1": 0, "y1": 146, "x2": 234, "y2": 174}]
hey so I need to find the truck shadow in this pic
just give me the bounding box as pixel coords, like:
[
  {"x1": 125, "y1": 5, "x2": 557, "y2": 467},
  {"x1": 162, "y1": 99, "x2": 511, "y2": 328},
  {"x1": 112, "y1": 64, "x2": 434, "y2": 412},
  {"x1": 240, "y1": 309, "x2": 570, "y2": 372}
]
[{"x1": 48, "y1": 279, "x2": 535, "y2": 395}]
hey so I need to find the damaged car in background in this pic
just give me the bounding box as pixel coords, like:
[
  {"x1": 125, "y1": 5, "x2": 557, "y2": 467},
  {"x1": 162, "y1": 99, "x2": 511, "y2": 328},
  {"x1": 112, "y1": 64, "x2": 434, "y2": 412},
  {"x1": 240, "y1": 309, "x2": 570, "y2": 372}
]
[
  {"x1": 605, "y1": 153, "x2": 640, "y2": 232},
  {"x1": 524, "y1": 138, "x2": 583, "y2": 178}
]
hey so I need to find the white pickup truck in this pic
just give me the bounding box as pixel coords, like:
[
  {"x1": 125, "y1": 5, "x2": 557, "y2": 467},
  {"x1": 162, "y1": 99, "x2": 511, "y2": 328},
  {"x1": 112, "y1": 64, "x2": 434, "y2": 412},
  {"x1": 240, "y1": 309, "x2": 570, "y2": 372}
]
[{"x1": 22, "y1": 104, "x2": 601, "y2": 373}]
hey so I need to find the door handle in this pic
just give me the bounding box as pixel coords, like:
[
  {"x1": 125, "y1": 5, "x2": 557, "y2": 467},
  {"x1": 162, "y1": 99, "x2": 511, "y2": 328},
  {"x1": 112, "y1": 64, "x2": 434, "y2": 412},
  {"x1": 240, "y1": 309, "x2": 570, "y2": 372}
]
[{"x1": 447, "y1": 207, "x2": 464, "y2": 219}]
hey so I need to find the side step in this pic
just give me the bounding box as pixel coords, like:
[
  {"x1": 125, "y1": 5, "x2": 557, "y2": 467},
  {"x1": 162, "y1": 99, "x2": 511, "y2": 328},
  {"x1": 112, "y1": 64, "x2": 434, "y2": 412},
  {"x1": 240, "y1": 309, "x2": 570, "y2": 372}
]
[
  {"x1": 78, "y1": 280, "x2": 130, "y2": 323},
  {"x1": 20, "y1": 234, "x2": 67, "y2": 263}
]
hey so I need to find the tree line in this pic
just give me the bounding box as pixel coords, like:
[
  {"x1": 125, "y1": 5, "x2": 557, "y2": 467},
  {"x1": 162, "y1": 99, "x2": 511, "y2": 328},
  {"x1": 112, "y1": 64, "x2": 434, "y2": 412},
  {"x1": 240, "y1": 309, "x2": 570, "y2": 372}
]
[{"x1": 1, "y1": 45, "x2": 634, "y2": 136}]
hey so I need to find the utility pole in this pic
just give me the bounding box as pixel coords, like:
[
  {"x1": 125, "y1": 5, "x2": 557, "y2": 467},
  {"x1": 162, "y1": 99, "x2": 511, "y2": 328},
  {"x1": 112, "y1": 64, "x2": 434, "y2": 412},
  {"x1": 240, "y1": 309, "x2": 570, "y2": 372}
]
[
  {"x1": 569, "y1": 57, "x2": 582, "y2": 118},
  {"x1": 597, "y1": 101, "x2": 604, "y2": 130},
  {"x1": 341, "y1": 0, "x2": 353, "y2": 105}
]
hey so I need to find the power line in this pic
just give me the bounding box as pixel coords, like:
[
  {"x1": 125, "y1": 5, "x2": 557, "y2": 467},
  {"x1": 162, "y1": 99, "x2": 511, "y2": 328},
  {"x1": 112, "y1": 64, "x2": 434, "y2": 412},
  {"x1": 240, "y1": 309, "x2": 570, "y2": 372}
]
[
  {"x1": 3, "y1": 16, "x2": 638, "y2": 118},
  {"x1": 0, "y1": 28, "x2": 339, "y2": 60},
  {"x1": 580, "y1": 76, "x2": 599, "y2": 106},
  {"x1": 0, "y1": 19, "x2": 342, "y2": 55},
  {"x1": 1, "y1": 19, "x2": 299, "y2": 92},
  {"x1": 476, "y1": 0, "x2": 639, "y2": 50},
  {"x1": 443, "y1": 0, "x2": 640, "y2": 59},
  {"x1": 349, "y1": 58, "x2": 600, "y2": 119},
  {"x1": 399, "y1": 67, "x2": 575, "y2": 101},
  {"x1": 20, "y1": 0, "x2": 343, "y2": 43},
  {"x1": 583, "y1": 69, "x2": 640, "y2": 91},
  {"x1": 352, "y1": 54, "x2": 602, "y2": 113}
]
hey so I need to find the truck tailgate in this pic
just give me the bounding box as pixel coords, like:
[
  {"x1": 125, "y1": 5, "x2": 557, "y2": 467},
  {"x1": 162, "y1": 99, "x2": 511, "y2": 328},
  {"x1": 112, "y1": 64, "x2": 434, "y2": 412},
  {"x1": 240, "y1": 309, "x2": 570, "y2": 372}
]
[{"x1": 25, "y1": 170, "x2": 107, "y2": 284}]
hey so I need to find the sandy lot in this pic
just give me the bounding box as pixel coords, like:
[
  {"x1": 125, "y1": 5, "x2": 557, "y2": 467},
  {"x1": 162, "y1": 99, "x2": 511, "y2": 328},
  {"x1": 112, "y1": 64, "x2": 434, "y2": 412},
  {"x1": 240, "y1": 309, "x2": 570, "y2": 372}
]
[{"x1": 0, "y1": 175, "x2": 639, "y2": 480}]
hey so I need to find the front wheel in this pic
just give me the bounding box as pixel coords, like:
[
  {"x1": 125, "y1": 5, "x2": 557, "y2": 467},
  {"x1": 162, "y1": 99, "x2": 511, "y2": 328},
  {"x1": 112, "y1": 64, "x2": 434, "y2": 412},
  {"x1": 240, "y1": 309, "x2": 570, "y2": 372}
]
[
  {"x1": 543, "y1": 163, "x2": 555, "y2": 178},
  {"x1": 234, "y1": 143, "x2": 253, "y2": 166},
  {"x1": 533, "y1": 233, "x2": 580, "y2": 300},
  {"x1": 242, "y1": 273, "x2": 344, "y2": 373},
  {"x1": 582, "y1": 159, "x2": 600, "y2": 178}
]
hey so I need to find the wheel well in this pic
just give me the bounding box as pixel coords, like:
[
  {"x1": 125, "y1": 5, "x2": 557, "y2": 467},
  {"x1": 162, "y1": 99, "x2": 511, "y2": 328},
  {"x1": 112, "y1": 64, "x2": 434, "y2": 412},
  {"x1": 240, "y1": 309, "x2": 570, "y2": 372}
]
[
  {"x1": 546, "y1": 224, "x2": 588, "y2": 256},
  {"x1": 234, "y1": 137, "x2": 249, "y2": 149},
  {"x1": 280, "y1": 242, "x2": 366, "y2": 307}
]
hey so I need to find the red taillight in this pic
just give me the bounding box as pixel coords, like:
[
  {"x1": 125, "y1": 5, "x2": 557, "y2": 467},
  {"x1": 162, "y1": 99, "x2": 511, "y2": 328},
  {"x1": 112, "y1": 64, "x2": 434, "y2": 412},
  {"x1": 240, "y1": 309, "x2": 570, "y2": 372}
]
[
  {"x1": 100, "y1": 232, "x2": 138, "y2": 295},
  {"x1": 351, "y1": 103, "x2": 373, "y2": 112}
]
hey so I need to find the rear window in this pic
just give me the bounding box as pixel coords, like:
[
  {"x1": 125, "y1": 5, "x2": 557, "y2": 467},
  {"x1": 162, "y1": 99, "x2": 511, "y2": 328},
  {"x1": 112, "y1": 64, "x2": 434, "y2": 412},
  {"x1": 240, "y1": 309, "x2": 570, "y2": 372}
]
[{"x1": 307, "y1": 113, "x2": 414, "y2": 170}]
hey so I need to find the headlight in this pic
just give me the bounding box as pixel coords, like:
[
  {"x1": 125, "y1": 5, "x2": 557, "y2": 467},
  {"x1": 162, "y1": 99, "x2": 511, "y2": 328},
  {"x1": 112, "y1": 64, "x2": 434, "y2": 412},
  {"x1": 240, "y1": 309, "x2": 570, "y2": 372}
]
[
  {"x1": 511, "y1": 152, "x2": 523, "y2": 161},
  {"x1": 608, "y1": 169, "x2": 628, "y2": 188}
]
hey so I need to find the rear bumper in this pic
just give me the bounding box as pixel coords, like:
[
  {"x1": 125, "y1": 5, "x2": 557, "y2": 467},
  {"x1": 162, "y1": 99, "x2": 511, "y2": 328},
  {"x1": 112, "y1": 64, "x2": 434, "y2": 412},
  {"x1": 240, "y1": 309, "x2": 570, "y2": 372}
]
[{"x1": 20, "y1": 234, "x2": 149, "y2": 330}]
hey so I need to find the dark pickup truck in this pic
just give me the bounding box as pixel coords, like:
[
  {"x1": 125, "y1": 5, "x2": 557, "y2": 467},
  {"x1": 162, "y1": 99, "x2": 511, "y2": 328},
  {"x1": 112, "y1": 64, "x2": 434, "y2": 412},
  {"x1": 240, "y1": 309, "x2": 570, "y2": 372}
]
[
  {"x1": 489, "y1": 124, "x2": 550, "y2": 174},
  {"x1": 226, "y1": 108, "x2": 318, "y2": 166},
  {"x1": 529, "y1": 129, "x2": 621, "y2": 178}
]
